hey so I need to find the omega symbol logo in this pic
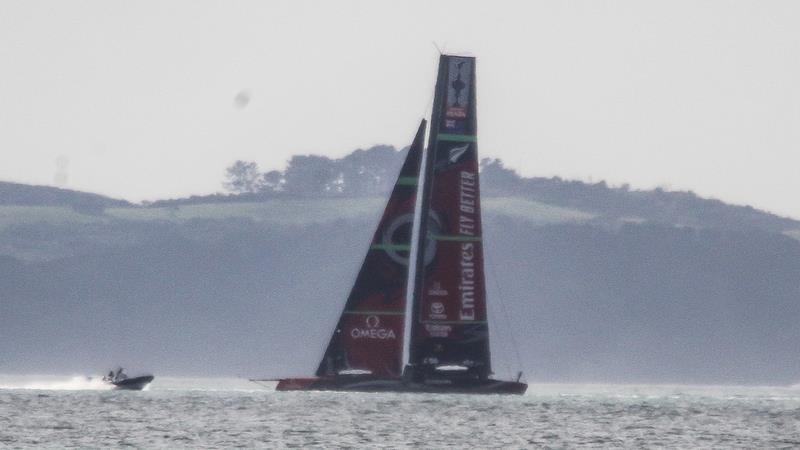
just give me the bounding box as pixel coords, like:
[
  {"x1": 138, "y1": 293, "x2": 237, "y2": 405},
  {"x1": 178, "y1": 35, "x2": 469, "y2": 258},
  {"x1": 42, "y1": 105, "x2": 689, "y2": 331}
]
[{"x1": 365, "y1": 315, "x2": 380, "y2": 328}]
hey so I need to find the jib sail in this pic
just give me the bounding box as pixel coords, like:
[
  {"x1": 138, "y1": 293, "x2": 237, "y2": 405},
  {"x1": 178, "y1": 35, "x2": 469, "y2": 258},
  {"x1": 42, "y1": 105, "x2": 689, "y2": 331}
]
[
  {"x1": 410, "y1": 55, "x2": 492, "y2": 377},
  {"x1": 316, "y1": 120, "x2": 426, "y2": 378}
]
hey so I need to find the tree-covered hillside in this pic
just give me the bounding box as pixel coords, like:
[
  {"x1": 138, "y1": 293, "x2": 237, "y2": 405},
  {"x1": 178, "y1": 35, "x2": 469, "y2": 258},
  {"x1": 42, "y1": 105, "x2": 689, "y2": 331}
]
[{"x1": 1, "y1": 146, "x2": 799, "y2": 384}]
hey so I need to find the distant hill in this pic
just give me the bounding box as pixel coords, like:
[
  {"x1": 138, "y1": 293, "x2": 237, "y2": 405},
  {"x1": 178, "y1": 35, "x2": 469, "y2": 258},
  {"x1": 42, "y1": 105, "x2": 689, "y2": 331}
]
[
  {"x1": 481, "y1": 160, "x2": 799, "y2": 233},
  {"x1": 166, "y1": 147, "x2": 799, "y2": 234},
  {"x1": 0, "y1": 181, "x2": 130, "y2": 213},
  {"x1": 1, "y1": 147, "x2": 799, "y2": 384}
]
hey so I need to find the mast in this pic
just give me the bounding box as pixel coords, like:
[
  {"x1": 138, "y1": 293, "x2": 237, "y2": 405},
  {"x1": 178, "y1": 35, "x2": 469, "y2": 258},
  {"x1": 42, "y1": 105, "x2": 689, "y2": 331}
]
[
  {"x1": 402, "y1": 124, "x2": 430, "y2": 371},
  {"x1": 408, "y1": 56, "x2": 449, "y2": 372}
]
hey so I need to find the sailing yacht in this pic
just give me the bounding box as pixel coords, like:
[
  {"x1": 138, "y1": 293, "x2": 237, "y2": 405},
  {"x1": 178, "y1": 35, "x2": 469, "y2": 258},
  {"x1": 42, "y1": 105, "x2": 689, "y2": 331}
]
[{"x1": 272, "y1": 55, "x2": 526, "y2": 395}]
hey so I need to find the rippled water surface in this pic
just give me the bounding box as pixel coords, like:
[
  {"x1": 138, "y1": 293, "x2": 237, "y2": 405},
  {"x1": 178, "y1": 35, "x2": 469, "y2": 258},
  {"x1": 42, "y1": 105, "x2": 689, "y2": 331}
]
[{"x1": 2, "y1": 376, "x2": 799, "y2": 448}]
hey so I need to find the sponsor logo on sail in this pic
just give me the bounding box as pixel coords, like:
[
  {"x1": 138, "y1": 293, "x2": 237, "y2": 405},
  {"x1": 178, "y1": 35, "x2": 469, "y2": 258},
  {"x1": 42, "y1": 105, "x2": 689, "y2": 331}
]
[
  {"x1": 382, "y1": 213, "x2": 414, "y2": 266},
  {"x1": 458, "y1": 242, "x2": 476, "y2": 320},
  {"x1": 446, "y1": 58, "x2": 471, "y2": 119},
  {"x1": 366, "y1": 315, "x2": 380, "y2": 328},
  {"x1": 421, "y1": 212, "x2": 443, "y2": 267},
  {"x1": 429, "y1": 301, "x2": 447, "y2": 320},
  {"x1": 446, "y1": 107, "x2": 467, "y2": 119},
  {"x1": 458, "y1": 170, "x2": 478, "y2": 321},
  {"x1": 444, "y1": 118, "x2": 465, "y2": 131},
  {"x1": 351, "y1": 315, "x2": 397, "y2": 340},
  {"x1": 449, "y1": 144, "x2": 470, "y2": 163},
  {"x1": 427, "y1": 281, "x2": 448, "y2": 297},
  {"x1": 425, "y1": 323, "x2": 452, "y2": 338}
]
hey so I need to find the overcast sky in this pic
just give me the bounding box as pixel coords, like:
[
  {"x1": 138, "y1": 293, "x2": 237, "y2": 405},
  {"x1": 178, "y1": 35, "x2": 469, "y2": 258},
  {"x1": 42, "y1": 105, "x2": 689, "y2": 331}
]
[{"x1": 1, "y1": 1, "x2": 798, "y2": 218}]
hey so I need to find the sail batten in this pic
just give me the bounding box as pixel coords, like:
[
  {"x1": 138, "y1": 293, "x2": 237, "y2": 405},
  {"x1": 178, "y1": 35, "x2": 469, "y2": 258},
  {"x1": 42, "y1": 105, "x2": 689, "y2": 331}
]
[
  {"x1": 437, "y1": 134, "x2": 478, "y2": 142},
  {"x1": 370, "y1": 243, "x2": 411, "y2": 251},
  {"x1": 431, "y1": 235, "x2": 482, "y2": 242}
]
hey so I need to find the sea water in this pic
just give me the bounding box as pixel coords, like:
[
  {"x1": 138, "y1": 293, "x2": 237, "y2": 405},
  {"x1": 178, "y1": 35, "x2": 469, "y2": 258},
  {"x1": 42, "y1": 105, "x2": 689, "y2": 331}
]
[{"x1": 1, "y1": 376, "x2": 799, "y2": 448}]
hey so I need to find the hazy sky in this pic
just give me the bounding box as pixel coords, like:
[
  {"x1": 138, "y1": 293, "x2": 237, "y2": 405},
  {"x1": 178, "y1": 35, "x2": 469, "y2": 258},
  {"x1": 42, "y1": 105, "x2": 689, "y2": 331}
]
[{"x1": 1, "y1": 1, "x2": 798, "y2": 218}]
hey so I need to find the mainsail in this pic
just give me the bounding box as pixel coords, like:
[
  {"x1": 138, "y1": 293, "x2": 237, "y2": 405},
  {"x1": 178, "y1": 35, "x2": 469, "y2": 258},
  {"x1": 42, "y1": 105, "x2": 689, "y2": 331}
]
[
  {"x1": 409, "y1": 55, "x2": 491, "y2": 378},
  {"x1": 316, "y1": 120, "x2": 426, "y2": 378}
]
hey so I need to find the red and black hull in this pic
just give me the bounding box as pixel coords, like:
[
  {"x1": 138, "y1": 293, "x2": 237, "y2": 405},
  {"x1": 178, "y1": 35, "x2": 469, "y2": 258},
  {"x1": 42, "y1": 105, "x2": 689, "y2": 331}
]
[{"x1": 275, "y1": 376, "x2": 526, "y2": 395}]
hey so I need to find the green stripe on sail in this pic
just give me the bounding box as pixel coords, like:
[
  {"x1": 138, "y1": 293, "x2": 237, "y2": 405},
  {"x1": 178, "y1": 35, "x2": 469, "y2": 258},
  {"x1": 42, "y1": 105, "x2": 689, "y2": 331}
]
[
  {"x1": 421, "y1": 320, "x2": 488, "y2": 325},
  {"x1": 396, "y1": 176, "x2": 418, "y2": 186},
  {"x1": 344, "y1": 310, "x2": 405, "y2": 316},
  {"x1": 431, "y1": 234, "x2": 482, "y2": 242},
  {"x1": 370, "y1": 243, "x2": 411, "y2": 251},
  {"x1": 438, "y1": 134, "x2": 477, "y2": 143}
]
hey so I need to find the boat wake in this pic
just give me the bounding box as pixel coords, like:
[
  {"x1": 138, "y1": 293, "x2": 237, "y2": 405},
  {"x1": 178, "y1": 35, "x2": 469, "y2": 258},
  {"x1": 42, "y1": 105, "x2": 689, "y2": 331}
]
[
  {"x1": 0, "y1": 375, "x2": 265, "y2": 392},
  {"x1": 0, "y1": 375, "x2": 113, "y2": 391}
]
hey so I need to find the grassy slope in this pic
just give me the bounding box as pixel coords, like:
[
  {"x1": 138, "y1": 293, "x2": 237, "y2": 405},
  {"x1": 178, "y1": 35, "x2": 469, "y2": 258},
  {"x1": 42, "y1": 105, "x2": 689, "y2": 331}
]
[
  {"x1": 0, "y1": 205, "x2": 99, "y2": 230},
  {"x1": 785, "y1": 229, "x2": 800, "y2": 242},
  {"x1": 0, "y1": 197, "x2": 594, "y2": 229},
  {"x1": 106, "y1": 198, "x2": 387, "y2": 224}
]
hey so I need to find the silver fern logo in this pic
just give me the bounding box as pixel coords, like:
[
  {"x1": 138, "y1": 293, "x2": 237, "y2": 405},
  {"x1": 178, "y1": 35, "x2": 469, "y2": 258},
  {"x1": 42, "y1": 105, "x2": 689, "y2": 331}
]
[{"x1": 449, "y1": 144, "x2": 470, "y2": 163}]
